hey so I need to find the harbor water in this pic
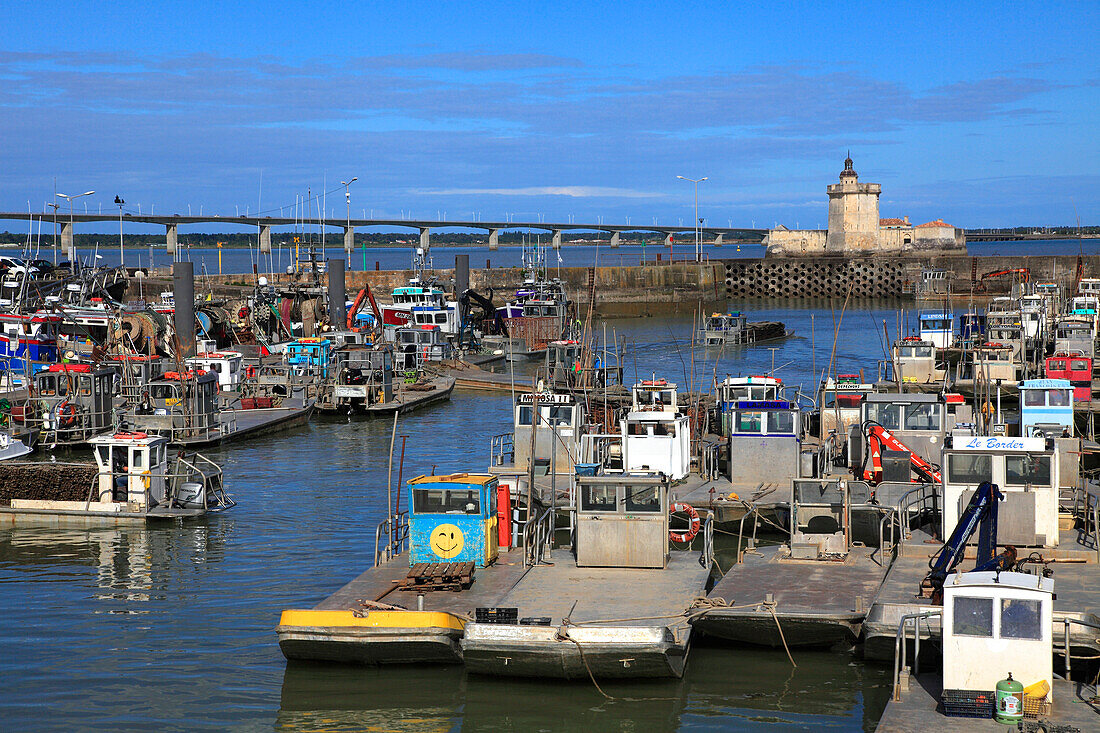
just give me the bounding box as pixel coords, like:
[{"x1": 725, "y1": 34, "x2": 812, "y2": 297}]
[
  {"x1": 3, "y1": 302, "x2": 928, "y2": 731},
  {"x1": 17, "y1": 237, "x2": 1100, "y2": 274}
]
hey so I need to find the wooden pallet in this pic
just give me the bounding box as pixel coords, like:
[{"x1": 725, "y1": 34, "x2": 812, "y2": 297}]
[{"x1": 398, "y1": 561, "x2": 475, "y2": 592}]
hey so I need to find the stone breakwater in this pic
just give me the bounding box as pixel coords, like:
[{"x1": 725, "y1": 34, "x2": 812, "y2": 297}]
[{"x1": 148, "y1": 253, "x2": 1100, "y2": 311}]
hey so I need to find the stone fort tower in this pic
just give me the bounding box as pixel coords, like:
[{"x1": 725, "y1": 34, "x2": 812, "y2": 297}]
[{"x1": 826, "y1": 154, "x2": 880, "y2": 252}]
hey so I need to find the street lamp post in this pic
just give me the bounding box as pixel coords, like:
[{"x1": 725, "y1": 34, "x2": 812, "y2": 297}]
[
  {"x1": 56, "y1": 190, "x2": 95, "y2": 271},
  {"x1": 677, "y1": 175, "x2": 707, "y2": 262},
  {"x1": 114, "y1": 195, "x2": 125, "y2": 269},
  {"x1": 342, "y1": 177, "x2": 358, "y2": 268}
]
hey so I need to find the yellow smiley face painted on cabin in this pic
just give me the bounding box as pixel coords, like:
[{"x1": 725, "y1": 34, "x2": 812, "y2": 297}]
[{"x1": 429, "y1": 524, "x2": 465, "y2": 560}]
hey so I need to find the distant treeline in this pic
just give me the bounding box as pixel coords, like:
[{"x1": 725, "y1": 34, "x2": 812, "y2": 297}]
[{"x1": 0, "y1": 230, "x2": 704, "y2": 248}]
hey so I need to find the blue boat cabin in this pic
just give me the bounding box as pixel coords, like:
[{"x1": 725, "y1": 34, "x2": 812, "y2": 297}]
[{"x1": 408, "y1": 473, "x2": 499, "y2": 567}]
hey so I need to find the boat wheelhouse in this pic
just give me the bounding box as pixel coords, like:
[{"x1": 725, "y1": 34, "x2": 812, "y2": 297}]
[
  {"x1": 1019, "y1": 378, "x2": 1073, "y2": 438},
  {"x1": 318, "y1": 345, "x2": 394, "y2": 413},
  {"x1": 889, "y1": 337, "x2": 943, "y2": 385},
  {"x1": 620, "y1": 379, "x2": 691, "y2": 480},
  {"x1": 511, "y1": 391, "x2": 582, "y2": 474},
  {"x1": 942, "y1": 436, "x2": 1059, "y2": 546},
  {"x1": 697, "y1": 311, "x2": 751, "y2": 346},
  {"x1": 381, "y1": 284, "x2": 448, "y2": 329},
  {"x1": 284, "y1": 338, "x2": 332, "y2": 379},
  {"x1": 958, "y1": 341, "x2": 1022, "y2": 385},
  {"x1": 717, "y1": 375, "x2": 784, "y2": 434},
  {"x1": 28, "y1": 363, "x2": 116, "y2": 446},
  {"x1": 918, "y1": 311, "x2": 953, "y2": 349},
  {"x1": 109, "y1": 354, "x2": 167, "y2": 402},
  {"x1": 958, "y1": 312, "x2": 986, "y2": 345},
  {"x1": 1045, "y1": 353, "x2": 1091, "y2": 401},
  {"x1": 408, "y1": 473, "x2": 499, "y2": 568},
  {"x1": 850, "y1": 392, "x2": 949, "y2": 470},
  {"x1": 1053, "y1": 317, "x2": 1095, "y2": 358},
  {"x1": 187, "y1": 351, "x2": 244, "y2": 392},
  {"x1": 725, "y1": 398, "x2": 803, "y2": 487},
  {"x1": 461, "y1": 469, "x2": 713, "y2": 679},
  {"x1": 816, "y1": 374, "x2": 876, "y2": 442},
  {"x1": 393, "y1": 326, "x2": 453, "y2": 372}
]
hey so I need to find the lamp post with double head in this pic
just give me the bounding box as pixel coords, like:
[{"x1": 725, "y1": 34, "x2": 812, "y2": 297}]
[
  {"x1": 56, "y1": 190, "x2": 94, "y2": 271},
  {"x1": 676, "y1": 175, "x2": 707, "y2": 262}
]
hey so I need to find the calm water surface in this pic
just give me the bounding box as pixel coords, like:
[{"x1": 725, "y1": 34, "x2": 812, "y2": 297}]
[{"x1": 1, "y1": 302, "x2": 910, "y2": 731}]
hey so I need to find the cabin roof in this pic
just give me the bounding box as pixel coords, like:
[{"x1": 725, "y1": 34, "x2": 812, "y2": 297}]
[
  {"x1": 407, "y1": 472, "x2": 496, "y2": 487},
  {"x1": 1021, "y1": 378, "x2": 1072, "y2": 390},
  {"x1": 864, "y1": 392, "x2": 941, "y2": 404}
]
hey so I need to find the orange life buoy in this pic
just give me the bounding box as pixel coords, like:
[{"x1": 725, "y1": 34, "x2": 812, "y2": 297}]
[
  {"x1": 113, "y1": 431, "x2": 149, "y2": 440},
  {"x1": 56, "y1": 401, "x2": 77, "y2": 428},
  {"x1": 669, "y1": 502, "x2": 701, "y2": 543}
]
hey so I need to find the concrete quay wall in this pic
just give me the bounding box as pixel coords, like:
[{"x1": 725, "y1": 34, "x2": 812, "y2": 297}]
[{"x1": 172, "y1": 253, "x2": 1100, "y2": 311}]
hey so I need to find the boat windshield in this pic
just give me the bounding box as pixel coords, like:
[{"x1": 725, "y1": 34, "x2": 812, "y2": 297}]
[{"x1": 413, "y1": 487, "x2": 481, "y2": 515}]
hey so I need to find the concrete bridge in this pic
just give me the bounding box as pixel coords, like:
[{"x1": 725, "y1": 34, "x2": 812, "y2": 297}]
[{"x1": 0, "y1": 211, "x2": 767, "y2": 260}]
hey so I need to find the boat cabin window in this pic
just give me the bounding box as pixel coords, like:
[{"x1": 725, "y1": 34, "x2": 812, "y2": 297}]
[
  {"x1": 921, "y1": 318, "x2": 951, "y2": 330},
  {"x1": 953, "y1": 596, "x2": 993, "y2": 638},
  {"x1": 824, "y1": 392, "x2": 864, "y2": 409},
  {"x1": 413, "y1": 487, "x2": 481, "y2": 515},
  {"x1": 517, "y1": 403, "x2": 574, "y2": 427},
  {"x1": 737, "y1": 410, "x2": 762, "y2": 433},
  {"x1": 625, "y1": 485, "x2": 662, "y2": 513},
  {"x1": 903, "y1": 403, "x2": 938, "y2": 430},
  {"x1": 1005, "y1": 455, "x2": 1052, "y2": 487},
  {"x1": 767, "y1": 411, "x2": 795, "y2": 434},
  {"x1": 628, "y1": 420, "x2": 678, "y2": 436},
  {"x1": 865, "y1": 402, "x2": 901, "y2": 430},
  {"x1": 131, "y1": 449, "x2": 144, "y2": 469},
  {"x1": 1024, "y1": 389, "x2": 1071, "y2": 407},
  {"x1": 1071, "y1": 359, "x2": 1090, "y2": 372},
  {"x1": 1000, "y1": 599, "x2": 1042, "y2": 640},
  {"x1": 150, "y1": 384, "x2": 178, "y2": 400},
  {"x1": 947, "y1": 453, "x2": 993, "y2": 485},
  {"x1": 581, "y1": 484, "x2": 617, "y2": 512},
  {"x1": 898, "y1": 345, "x2": 935, "y2": 358}
]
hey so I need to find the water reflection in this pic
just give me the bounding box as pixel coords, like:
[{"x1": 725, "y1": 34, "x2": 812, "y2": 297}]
[{"x1": 277, "y1": 645, "x2": 891, "y2": 732}]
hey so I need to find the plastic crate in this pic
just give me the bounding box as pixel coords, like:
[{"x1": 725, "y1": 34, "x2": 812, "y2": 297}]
[
  {"x1": 475, "y1": 607, "x2": 518, "y2": 624},
  {"x1": 520, "y1": 616, "x2": 552, "y2": 626},
  {"x1": 942, "y1": 689, "x2": 994, "y2": 719},
  {"x1": 1022, "y1": 695, "x2": 1051, "y2": 719}
]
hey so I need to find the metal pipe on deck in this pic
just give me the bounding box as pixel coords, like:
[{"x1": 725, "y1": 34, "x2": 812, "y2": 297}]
[{"x1": 173, "y1": 261, "x2": 196, "y2": 358}]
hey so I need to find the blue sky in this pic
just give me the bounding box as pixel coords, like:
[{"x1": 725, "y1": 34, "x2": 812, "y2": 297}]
[{"x1": 1, "y1": 1, "x2": 1097, "y2": 234}]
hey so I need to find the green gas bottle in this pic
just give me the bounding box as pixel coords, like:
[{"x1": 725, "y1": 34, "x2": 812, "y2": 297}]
[{"x1": 995, "y1": 672, "x2": 1024, "y2": 723}]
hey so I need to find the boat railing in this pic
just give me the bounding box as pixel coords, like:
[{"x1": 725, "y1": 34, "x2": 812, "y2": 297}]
[
  {"x1": 1059, "y1": 617, "x2": 1100, "y2": 682},
  {"x1": 735, "y1": 503, "x2": 763, "y2": 565},
  {"x1": 1070, "y1": 479, "x2": 1100, "y2": 562},
  {"x1": 697, "y1": 440, "x2": 722, "y2": 481},
  {"x1": 522, "y1": 506, "x2": 554, "y2": 567},
  {"x1": 699, "y1": 515, "x2": 714, "y2": 570},
  {"x1": 891, "y1": 610, "x2": 942, "y2": 701},
  {"x1": 16, "y1": 400, "x2": 117, "y2": 445},
  {"x1": 82, "y1": 461, "x2": 233, "y2": 511},
  {"x1": 373, "y1": 510, "x2": 410, "y2": 567},
  {"x1": 170, "y1": 452, "x2": 234, "y2": 511},
  {"x1": 874, "y1": 483, "x2": 940, "y2": 566},
  {"x1": 489, "y1": 432, "x2": 515, "y2": 467}
]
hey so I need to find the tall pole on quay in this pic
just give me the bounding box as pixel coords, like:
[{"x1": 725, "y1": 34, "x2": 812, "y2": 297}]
[{"x1": 677, "y1": 175, "x2": 707, "y2": 262}]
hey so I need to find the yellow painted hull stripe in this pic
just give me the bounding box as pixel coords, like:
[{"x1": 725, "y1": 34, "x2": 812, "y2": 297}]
[{"x1": 279, "y1": 609, "x2": 465, "y2": 631}]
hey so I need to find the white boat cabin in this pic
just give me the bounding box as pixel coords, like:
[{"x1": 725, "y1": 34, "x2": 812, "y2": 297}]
[
  {"x1": 918, "y1": 311, "x2": 953, "y2": 349},
  {"x1": 621, "y1": 379, "x2": 690, "y2": 480},
  {"x1": 513, "y1": 391, "x2": 583, "y2": 474},
  {"x1": 891, "y1": 337, "x2": 942, "y2": 384},
  {"x1": 818, "y1": 375, "x2": 876, "y2": 441},
  {"x1": 576, "y1": 472, "x2": 671, "y2": 568},
  {"x1": 186, "y1": 351, "x2": 244, "y2": 392},
  {"x1": 942, "y1": 571, "x2": 1053, "y2": 703},
  {"x1": 942, "y1": 436, "x2": 1060, "y2": 546},
  {"x1": 90, "y1": 432, "x2": 172, "y2": 508}
]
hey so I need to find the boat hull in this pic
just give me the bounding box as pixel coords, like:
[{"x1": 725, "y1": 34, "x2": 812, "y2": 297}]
[
  {"x1": 277, "y1": 610, "x2": 466, "y2": 665},
  {"x1": 461, "y1": 623, "x2": 689, "y2": 679}
]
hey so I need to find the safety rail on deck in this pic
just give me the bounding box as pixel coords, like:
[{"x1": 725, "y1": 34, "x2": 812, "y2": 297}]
[
  {"x1": 373, "y1": 510, "x2": 410, "y2": 567},
  {"x1": 523, "y1": 507, "x2": 555, "y2": 567},
  {"x1": 697, "y1": 441, "x2": 722, "y2": 481},
  {"x1": 83, "y1": 461, "x2": 233, "y2": 511},
  {"x1": 120, "y1": 409, "x2": 238, "y2": 443},
  {"x1": 1072, "y1": 481, "x2": 1100, "y2": 563},
  {"x1": 735, "y1": 503, "x2": 764, "y2": 565},
  {"x1": 489, "y1": 433, "x2": 515, "y2": 467},
  {"x1": 1059, "y1": 616, "x2": 1100, "y2": 683},
  {"x1": 892, "y1": 610, "x2": 943, "y2": 701},
  {"x1": 875, "y1": 483, "x2": 940, "y2": 566},
  {"x1": 699, "y1": 515, "x2": 715, "y2": 571}
]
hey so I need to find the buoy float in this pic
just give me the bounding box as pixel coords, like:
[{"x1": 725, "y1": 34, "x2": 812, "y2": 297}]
[{"x1": 669, "y1": 502, "x2": 701, "y2": 543}]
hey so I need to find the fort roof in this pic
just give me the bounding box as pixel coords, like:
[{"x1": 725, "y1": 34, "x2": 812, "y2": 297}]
[
  {"x1": 916, "y1": 219, "x2": 954, "y2": 228},
  {"x1": 879, "y1": 218, "x2": 908, "y2": 227}
]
